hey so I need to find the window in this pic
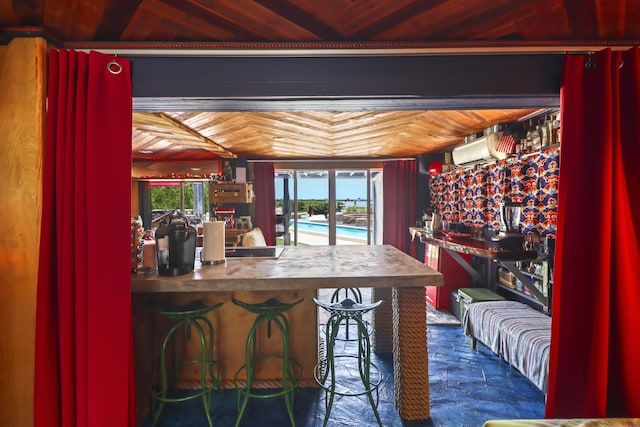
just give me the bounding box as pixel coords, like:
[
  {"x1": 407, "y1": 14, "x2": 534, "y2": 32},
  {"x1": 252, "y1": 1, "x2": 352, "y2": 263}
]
[{"x1": 275, "y1": 168, "x2": 381, "y2": 246}]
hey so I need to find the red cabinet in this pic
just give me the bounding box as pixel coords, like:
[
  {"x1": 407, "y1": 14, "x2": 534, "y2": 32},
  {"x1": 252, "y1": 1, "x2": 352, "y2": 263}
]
[{"x1": 425, "y1": 243, "x2": 471, "y2": 310}]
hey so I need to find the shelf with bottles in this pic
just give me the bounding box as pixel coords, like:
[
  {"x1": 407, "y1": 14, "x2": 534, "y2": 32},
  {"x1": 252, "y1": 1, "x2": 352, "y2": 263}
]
[
  {"x1": 495, "y1": 254, "x2": 552, "y2": 314},
  {"x1": 509, "y1": 111, "x2": 560, "y2": 156},
  {"x1": 497, "y1": 261, "x2": 550, "y2": 297}
]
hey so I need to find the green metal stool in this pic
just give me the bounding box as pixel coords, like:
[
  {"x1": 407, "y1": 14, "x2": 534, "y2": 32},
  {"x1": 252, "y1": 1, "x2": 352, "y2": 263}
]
[
  {"x1": 232, "y1": 297, "x2": 304, "y2": 427},
  {"x1": 149, "y1": 300, "x2": 224, "y2": 427},
  {"x1": 313, "y1": 297, "x2": 384, "y2": 427},
  {"x1": 329, "y1": 288, "x2": 369, "y2": 341}
]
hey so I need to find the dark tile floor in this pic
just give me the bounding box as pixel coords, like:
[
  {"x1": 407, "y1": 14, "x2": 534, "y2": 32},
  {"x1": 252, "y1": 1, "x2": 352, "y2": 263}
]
[{"x1": 140, "y1": 322, "x2": 545, "y2": 427}]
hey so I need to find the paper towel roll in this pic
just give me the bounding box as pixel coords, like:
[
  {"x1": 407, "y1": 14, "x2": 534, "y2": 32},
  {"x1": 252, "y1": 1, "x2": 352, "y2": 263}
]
[
  {"x1": 202, "y1": 220, "x2": 225, "y2": 263},
  {"x1": 142, "y1": 240, "x2": 157, "y2": 270}
]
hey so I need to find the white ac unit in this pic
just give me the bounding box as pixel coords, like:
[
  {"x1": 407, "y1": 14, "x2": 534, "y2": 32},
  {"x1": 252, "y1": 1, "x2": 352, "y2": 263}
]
[{"x1": 451, "y1": 131, "x2": 508, "y2": 166}]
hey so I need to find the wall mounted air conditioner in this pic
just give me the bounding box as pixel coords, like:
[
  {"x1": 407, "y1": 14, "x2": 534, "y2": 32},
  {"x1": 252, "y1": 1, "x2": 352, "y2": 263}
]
[{"x1": 452, "y1": 131, "x2": 508, "y2": 166}]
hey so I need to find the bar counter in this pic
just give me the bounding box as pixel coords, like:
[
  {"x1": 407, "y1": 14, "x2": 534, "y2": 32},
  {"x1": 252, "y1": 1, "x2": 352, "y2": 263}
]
[
  {"x1": 409, "y1": 227, "x2": 548, "y2": 307},
  {"x1": 131, "y1": 244, "x2": 439, "y2": 292},
  {"x1": 131, "y1": 244, "x2": 443, "y2": 421},
  {"x1": 409, "y1": 227, "x2": 538, "y2": 262}
]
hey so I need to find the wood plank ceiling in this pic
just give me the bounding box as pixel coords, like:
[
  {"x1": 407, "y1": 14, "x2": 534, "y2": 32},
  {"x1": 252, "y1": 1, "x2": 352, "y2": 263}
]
[{"x1": 3, "y1": 0, "x2": 638, "y2": 176}]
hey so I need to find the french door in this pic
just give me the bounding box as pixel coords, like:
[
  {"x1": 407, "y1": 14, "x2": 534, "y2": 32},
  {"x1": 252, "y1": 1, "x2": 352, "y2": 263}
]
[{"x1": 275, "y1": 167, "x2": 381, "y2": 246}]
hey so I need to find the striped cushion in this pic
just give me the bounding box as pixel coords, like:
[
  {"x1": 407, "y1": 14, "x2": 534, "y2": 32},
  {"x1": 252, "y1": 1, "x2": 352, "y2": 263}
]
[{"x1": 466, "y1": 300, "x2": 551, "y2": 393}]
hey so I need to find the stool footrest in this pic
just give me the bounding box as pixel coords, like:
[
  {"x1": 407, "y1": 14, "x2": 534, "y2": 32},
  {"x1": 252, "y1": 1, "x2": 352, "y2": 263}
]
[
  {"x1": 314, "y1": 354, "x2": 382, "y2": 397},
  {"x1": 233, "y1": 355, "x2": 304, "y2": 398}
]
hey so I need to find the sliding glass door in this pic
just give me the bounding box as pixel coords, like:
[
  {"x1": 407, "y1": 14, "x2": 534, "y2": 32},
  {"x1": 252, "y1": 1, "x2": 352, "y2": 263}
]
[{"x1": 275, "y1": 167, "x2": 380, "y2": 246}]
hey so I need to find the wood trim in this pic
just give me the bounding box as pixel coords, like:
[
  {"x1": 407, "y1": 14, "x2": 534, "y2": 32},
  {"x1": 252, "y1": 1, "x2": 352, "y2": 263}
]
[{"x1": 0, "y1": 36, "x2": 48, "y2": 427}]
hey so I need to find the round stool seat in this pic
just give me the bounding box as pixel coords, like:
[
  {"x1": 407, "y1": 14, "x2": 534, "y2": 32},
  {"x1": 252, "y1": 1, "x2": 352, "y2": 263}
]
[
  {"x1": 151, "y1": 299, "x2": 222, "y2": 319},
  {"x1": 232, "y1": 297, "x2": 302, "y2": 317},
  {"x1": 232, "y1": 297, "x2": 304, "y2": 427},
  {"x1": 328, "y1": 288, "x2": 372, "y2": 341},
  {"x1": 314, "y1": 297, "x2": 382, "y2": 316},
  {"x1": 313, "y1": 297, "x2": 384, "y2": 427},
  {"x1": 149, "y1": 299, "x2": 224, "y2": 427}
]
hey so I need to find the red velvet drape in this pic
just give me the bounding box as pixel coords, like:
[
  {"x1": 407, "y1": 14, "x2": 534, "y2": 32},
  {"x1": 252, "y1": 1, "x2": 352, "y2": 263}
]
[
  {"x1": 382, "y1": 160, "x2": 418, "y2": 257},
  {"x1": 253, "y1": 162, "x2": 276, "y2": 245},
  {"x1": 546, "y1": 48, "x2": 640, "y2": 418},
  {"x1": 35, "y1": 50, "x2": 136, "y2": 427}
]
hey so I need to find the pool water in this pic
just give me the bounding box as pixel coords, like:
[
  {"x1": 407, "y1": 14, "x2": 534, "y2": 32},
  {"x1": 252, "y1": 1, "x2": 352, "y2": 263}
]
[{"x1": 291, "y1": 220, "x2": 370, "y2": 239}]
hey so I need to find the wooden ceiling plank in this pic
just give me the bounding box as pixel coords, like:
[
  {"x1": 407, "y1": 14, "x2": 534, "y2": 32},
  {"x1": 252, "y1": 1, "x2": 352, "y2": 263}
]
[
  {"x1": 153, "y1": 0, "x2": 266, "y2": 40},
  {"x1": 596, "y1": 0, "x2": 626, "y2": 39},
  {"x1": 93, "y1": 0, "x2": 144, "y2": 40},
  {"x1": 427, "y1": 0, "x2": 538, "y2": 40},
  {"x1": 131, "y1": 108, "x2": 539, "y2": 162},
  {"x1": 43, "y1": 0, "x2": 107, "y2": 40},
  {"x1": 252, "y1": 0, "x2": 344, "y2": 39},
  {"x1": 517, "y1": 1, "x2": 572, "y2": 40},
  {"x1": 349, "y1": 0, "x2": 448, "y2": 40},
  {"x1": 2, "y1": 0, "x2": 42, "y2": 24},
  {"x1": 328, "y1": 115, "x2": 450, "y2": 142},
  {"x1": 373, "y1": 0, "x2": 485, "y2": 40},
  {"x1": 133, "y1": 113, "x2": 235, "y2": 157},
  {"x1": 257, "y1": 112, "x2": 334, "y2": 134},
  {"x1": 624, "y1": 0, "x2": 640, "y2": 38},
  {"x1": 175, "y1": 0, "x2": 322, "y2": 41},
  {"x1": 249, "y1": 120, "x2": 326, "y2": 139},
  {"x1": 562, "y1": 0, "x2": 600, "y2": 39},
  {"x1": 123, "y1": 0, "x2": 239, "y2": 41},
  {"x1": 5, "y1": 0, "x2": 638, "y2": 45},
  {"x1": 154, "y1": 112, "x2": 237, "y2": 158},
  {"x1": 336, "y1": 0, "x2": 418, "y2": 35},
  {"x1": 121, "y1": 9, "x2": 170, "y2": 40}
]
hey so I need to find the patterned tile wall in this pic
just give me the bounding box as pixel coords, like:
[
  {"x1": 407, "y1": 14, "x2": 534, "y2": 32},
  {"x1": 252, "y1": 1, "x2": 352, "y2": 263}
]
[{"x1": 429, "y1": 146, "x2": 559, "y2": 238}]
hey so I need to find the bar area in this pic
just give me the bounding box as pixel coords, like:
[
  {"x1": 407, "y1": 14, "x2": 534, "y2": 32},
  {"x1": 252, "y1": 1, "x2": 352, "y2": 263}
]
[{"x1": 131, "y1": 245, "x2": 442, "y2": 424}]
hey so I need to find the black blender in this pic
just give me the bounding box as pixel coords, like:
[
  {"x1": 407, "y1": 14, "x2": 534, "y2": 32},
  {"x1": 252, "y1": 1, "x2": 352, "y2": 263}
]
[{"x1": 491, "y1": 202, "x2": 525, "y2": 250}]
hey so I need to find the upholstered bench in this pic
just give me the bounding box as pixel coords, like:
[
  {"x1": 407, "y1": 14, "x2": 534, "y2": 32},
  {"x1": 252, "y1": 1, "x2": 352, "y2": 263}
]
[{"x1": 465, "y1": 300, "x2": 551, "y2": 393}]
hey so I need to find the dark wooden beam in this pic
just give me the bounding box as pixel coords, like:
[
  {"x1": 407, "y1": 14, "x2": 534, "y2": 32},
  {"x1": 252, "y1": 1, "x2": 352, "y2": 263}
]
[{"x1": 128, "y1": 54, "x2": 563, "y2": 111}]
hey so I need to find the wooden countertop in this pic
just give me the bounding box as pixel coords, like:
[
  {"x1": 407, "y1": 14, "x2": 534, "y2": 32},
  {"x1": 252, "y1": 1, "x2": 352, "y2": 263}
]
[
  {"x1": 131, "y1": 244, "x2": 443, "y2": 293},
  {"x1": 410, "y1": 227, "x2": 538, "y2": 262}
]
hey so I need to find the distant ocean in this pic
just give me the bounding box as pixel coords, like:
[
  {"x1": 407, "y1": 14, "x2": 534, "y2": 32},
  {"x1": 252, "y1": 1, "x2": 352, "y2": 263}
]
[{"x1": 275, "y1": 177, "x2": 369, "y2": 205}]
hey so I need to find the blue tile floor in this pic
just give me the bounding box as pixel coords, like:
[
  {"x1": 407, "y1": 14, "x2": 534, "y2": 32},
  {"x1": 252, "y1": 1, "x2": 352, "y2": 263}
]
[{"x1": 140, "y1": 323, "x2": 545, "y2": 427}]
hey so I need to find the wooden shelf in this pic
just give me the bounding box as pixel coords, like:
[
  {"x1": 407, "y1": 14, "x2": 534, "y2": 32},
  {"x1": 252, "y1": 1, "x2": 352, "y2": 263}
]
[{"x1": 210, "y1": 182, "x2": 253, "y2": 204}]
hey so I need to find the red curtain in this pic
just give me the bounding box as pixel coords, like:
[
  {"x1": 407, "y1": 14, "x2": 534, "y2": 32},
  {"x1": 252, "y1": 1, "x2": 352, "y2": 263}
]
[
  {"x1": 253, "y1": 162, "x2": 276, "y2": 245},
  {"x1": 35, "y1": 49, "x2": 136, "y2": 427},
  {"x1": 546, "y1": 48, "x2": 640, "y2": 418},
  {"x1": 382, "y1": 160, "x2": 418, "y2": 257}
]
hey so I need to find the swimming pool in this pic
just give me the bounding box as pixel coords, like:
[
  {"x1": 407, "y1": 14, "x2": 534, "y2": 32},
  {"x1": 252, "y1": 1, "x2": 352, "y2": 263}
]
[{"x1": 291, "y1": 220, "x2": 370, "y2": 239}]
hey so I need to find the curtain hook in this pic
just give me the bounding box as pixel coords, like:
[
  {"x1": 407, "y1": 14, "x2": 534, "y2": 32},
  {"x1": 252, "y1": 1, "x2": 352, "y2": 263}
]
[
  {"x1": 584, "y1": 53, "x2": 596, "y2": 70},
  {"x1": 107, "y1": 59, "x2": 122, "y2": 75},
  {"x1": 619, "y1": 59, "x2": 624, "y2": 69}
]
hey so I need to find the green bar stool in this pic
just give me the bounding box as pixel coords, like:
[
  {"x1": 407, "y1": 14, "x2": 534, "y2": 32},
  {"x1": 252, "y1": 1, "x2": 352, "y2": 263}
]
[
  {"x1": 313, "y1": 297, "x2": 384, "y2": 427},
  {"x1": 329, "y1": 287, "x2": 367, "y2": 341},
  {"x1": 232, "y1": 297, "x2": 304, "y2": 427},
  {"x1": 149, "y1": 300, "x2": 224, "y2": 427}
]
